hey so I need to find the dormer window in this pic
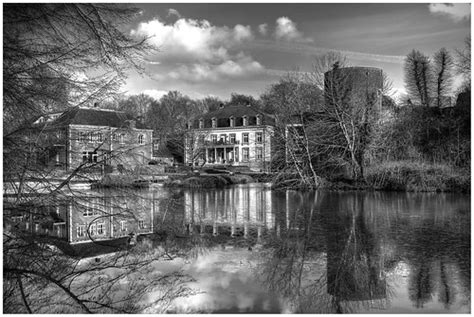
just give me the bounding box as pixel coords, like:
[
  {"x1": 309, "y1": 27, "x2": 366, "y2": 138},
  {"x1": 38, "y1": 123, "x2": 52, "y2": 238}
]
[
  {"x1": 229, "y1": 116, "x2": 235, "y2": 127},
  {"x1": 242, "y1": 115, "x2": 248, "y2": 126},
  {"x1": 256, "y1": 114, "x2": 262, "y2": 125},
  {"x1": 211, "y1": 117, "x2": 217, "y2": 128},
  {"x1": 199, "y1": 118, "x2": 204, "y2": 129}
]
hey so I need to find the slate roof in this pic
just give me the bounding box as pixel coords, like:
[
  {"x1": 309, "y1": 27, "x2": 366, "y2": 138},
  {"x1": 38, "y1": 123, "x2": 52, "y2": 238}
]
[
  {"x1": 191, "y1": 104, "x2": 275, "y2": 129},
  {"x1": 34, "y1": 107, "x2": 149, "y2": 129}
]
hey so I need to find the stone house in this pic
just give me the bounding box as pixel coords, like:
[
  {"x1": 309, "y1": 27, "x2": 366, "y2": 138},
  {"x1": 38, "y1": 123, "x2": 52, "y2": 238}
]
[
  {"x1": 24, "y1": 106, "x2": 153, "y2": 171},
  {"x1": 184, "y1": 104, "x2": 275, "y2": 172}
]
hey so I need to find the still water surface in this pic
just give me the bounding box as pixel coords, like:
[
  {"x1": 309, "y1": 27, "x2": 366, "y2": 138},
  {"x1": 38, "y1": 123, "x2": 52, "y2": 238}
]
[{"x1": 116, "y1": 185, "x2": 471, "y2": 313}]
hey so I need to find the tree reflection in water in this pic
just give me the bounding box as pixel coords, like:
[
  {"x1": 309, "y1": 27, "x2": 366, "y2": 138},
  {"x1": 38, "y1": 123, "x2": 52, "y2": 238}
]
[
  {"x1": 390, "y1": 193, "x2": 471, "y2": 310},
  {"x1": 254, "y1": 190, "x2": 470, "y2": 313},
  {"x1": 324, "y1": 193, "x2": 391, "y2": 313}
]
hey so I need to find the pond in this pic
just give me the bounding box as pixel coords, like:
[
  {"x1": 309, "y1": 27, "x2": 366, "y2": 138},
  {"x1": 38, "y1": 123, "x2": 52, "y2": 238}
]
[
  {"x1": 6, "y1": 184, "x2": 470, "y2": 313},
  {"x1": 133, "y1": 184, "x2": 471, "y2": 313}
]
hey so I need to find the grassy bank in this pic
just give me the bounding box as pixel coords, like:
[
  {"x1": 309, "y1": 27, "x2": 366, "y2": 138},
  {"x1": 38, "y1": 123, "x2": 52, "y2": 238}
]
[
  {"x1": 366, "y1": 161, "x2": 470, "y2": 193},
  {"x1": 165, "y1": 173, "x2": 255, "y2": 188}
]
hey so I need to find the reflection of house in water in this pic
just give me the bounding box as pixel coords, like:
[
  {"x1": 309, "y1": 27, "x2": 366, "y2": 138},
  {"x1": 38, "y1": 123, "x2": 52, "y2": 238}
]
[
  {"x1": 184, "y1": 185, "x2": 274, "y2": 238},
  {"x1": 323, "y1": 195, "x2": 386, "y2": 304},
  {"x1": 4, "y1": 191, "x2": 154, "y2": 245}
]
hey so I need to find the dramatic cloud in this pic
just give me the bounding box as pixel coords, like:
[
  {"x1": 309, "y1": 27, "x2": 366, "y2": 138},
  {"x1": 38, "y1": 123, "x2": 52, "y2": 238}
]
[
  {"x1": 167, "y1": 8, "x2": 182, "y2": 19},
  {"x1": 166, "y1": 56, "x2": 264, "y2": 83},
  {"x1": 131, "y1": 17, "x2": 263, "y2": 83},
  {"x1": 429, "y1": 3, "x2": 470, "y2": 22},
  {"x1": 274, "y1": 16, "x2": 313, "y2": 42},
  {"x1": 132, "y1": 17, "x2": 254, "y2": 63},
  {"x1": 258, "y1": 23, "x2": 268, "y2": 36}
]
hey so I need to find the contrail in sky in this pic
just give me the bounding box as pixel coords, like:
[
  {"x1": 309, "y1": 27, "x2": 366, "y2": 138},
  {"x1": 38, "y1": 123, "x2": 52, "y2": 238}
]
[{"x1": 251, "y1": 40, "x2": 405, "y2": 64}]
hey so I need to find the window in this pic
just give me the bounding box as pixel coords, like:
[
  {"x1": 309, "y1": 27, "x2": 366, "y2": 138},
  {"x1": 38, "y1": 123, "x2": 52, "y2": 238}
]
[
  {"x1": 211, "y1": 134, "x2": 217, "y2": 144},
  {"x1": 119, "y1": 134, "x2": 125, "y2": 144},
  {"x1": 138, "y1": 134, "x2": 144, "y2": 144},
  {"x1": 112, "y1": 134, "x2": 117, "y2": 142},
  {"x1": 82, "y1": 151, "x2": 98, "y2": 163},
  {"x1": 120, "y1": 220, "x2": 127, "y2": 231},
  {"x1": 83, "y1": 207, "x2": 93, "y2": 217},
  {"x1": 229, "y1": 134, "x2": 236, "y2": 144},
  {"x1": 77, "y1": 225, "x2": 85, "y2": 237},
  {"x1": 199, "y1": 119, "x2": 204, "y2": 129},
  {"x1": 97, "y1": 133, "x2": 103, "y2": 142},
  {"x1": 89, "y1": 223, "x2": 96, "y2": 236},
  {"x1": 83, "y1": 204, "x2": 99, "y2": 216},
  {"x1": 256, "y1": 147, "x2": 263, "y2": 161},
  {"x1": 256, "y1": 132, "x2": 263, "y2": 144},
  {"x1": 79, "y1": 132, "x2": 88, "y2": 142},
  {"x1": 242, "y1": 133, "x2": 249, "y2": 144},
  {"x1": 138, "y1": 220, "x2": 145, "y2": 229},
  {"x1": 229, "y1": 116, "x2": 235, "y2": 127},
  {"x1": 219, "y1": 134, "x2": 226, "y2": 143},
  {"x1": 242, "y1": 148, "x2": 249, "y2": 162},
  {"x1": 211, "y1": 117, "x2": 217, "y2": 128},
  {"x1": 256, "y1": 115, "x2": 262, "y2": 125},
  {"x1": 97, "y1": 223, "x2": 105, "y2": 235},
  {"x1": 243, "y1": 115, "x2": 248, "y2": 126},
  {"x1": 199, "y1": 135, "x2": 205, "y2": 143}
]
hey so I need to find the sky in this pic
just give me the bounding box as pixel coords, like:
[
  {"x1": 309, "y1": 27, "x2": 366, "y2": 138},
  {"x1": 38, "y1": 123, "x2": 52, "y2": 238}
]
[{"x1": 121, "y1": 3, "x2": 471, "y2": 101}]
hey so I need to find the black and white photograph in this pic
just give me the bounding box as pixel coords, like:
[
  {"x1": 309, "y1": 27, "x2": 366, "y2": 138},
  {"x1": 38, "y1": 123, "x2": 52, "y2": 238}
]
[{"x1": 3, "y1": 2, "x2": 471, "y2": 313}]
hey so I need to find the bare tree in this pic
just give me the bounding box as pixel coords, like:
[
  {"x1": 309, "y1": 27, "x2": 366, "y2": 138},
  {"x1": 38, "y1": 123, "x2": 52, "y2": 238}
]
[
  {"x1": 3, "y1": 3, "x2": 152, "y2": 133},
  {"x1": 432, "y1": 48, "x2": 454, "y2": 107},
  {"x1": 145, "y1": 91, "x2": 207, "y2": 163},
  {"x1": 116, "y1": 93, "x2": 157, "y2": 118},
  {"x1": 264, "y1": 52, "x2": 385, "y2": 185},
  {"x1": 310, "y1": 51, "x2": 349, "y2": 90},
  {"x1": 404, "y1": 50, "x2": 431, "y2": 106},
  {"x1": 455, "y1": 36, "x2": 471, "y2": 89},
  {"x1": 261, "y1": 73, "x2": 324, "y2": 189}
]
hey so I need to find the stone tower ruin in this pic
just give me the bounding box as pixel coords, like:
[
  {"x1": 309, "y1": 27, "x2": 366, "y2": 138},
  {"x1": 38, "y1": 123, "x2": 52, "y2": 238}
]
[{"x1": 324, "y1": 66, "x2": 383, "y2": 112}]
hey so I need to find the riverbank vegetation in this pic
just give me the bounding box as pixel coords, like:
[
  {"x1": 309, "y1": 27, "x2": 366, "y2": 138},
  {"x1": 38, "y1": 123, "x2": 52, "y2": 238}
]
[
  {"x1": 366, "y1": 161, "x2": 470, "y2": 193},
  {"x1": 363, "y1": 42, "x2": 470, "y2": 193},
  {"x1": 165, "y1": 173, "x2": 255, "y2": 188}
]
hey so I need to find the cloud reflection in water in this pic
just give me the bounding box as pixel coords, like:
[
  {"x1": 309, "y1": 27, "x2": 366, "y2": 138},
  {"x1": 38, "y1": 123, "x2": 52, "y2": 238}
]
[{"x1": 172, "y1": 249, "x2": 283, "y2": 313}]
